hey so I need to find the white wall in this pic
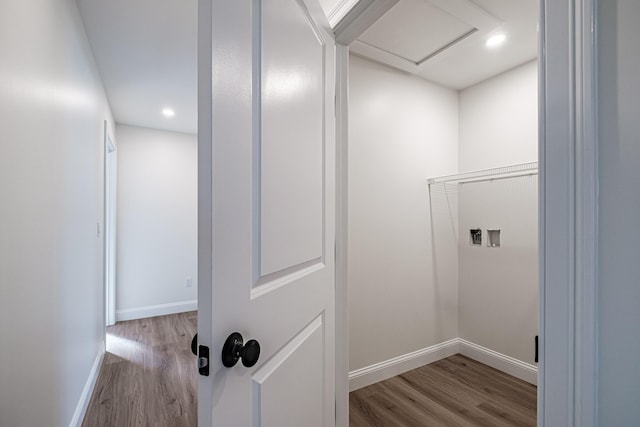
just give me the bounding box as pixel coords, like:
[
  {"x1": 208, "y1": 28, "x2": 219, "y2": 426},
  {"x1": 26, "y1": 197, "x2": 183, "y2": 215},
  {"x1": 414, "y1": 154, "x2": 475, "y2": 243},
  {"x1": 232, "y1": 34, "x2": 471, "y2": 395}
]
[
  {"x1": 459, "y1": 60, "x2": 538, "y2": 171},
  {"x1": 348, "y1": 55, "x2": 460, "y2": 371},
  {"x1": 598, "y1": 1, "x2": 640, "y2": 422},
  {"x1": 457, "y1": 61, "x2": 539, "y2": 366},
  {"x1": 457, "y1": 177, "x2": 538, "y2": 365},
  {"x1": 116, "y1": 125, "x2": 197, "y2": 320},
  {"x1": 0, "y1": 1, "x2": 114, "y2": 425}
]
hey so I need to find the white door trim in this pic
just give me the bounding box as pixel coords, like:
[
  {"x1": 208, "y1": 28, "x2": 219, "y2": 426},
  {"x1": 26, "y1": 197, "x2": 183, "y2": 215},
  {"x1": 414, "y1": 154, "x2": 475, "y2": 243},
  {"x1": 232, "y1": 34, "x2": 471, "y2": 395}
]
[
  {"x1": 103, "y1": 120, "x2": 117, "y2": 327},
  {"x1": 333, "y1": 0, "x2": 399, "y2": 45},
  {"x1": 196, "y1": 0, "x2": 213, "y2": 425},
  {"x1": 326, "y1": 0, "x2": 360, "y2": 28},
  {"x1": 539, "y1": 0, "x2": 598, "y2": 425},
  {"x1": 334, "y1": 43, "x2": 350, "y2": 427},
  {"x1": 574, "y1": 0, "x2": 599, "y2": 423}
]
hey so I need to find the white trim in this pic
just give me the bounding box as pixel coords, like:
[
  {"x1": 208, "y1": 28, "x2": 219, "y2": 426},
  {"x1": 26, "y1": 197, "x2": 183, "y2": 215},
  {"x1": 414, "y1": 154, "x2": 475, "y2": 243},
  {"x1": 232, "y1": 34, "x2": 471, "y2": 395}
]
[
  {"x1": 68, "y1": 343, "x2": 105, "y2": 427},
  {"x1": 327, "y1": 0, "x2": 360, "y2": 28},
  {"x1": 539, "y1": 0, "x2": 600, "y2": 425},
  {"x1": 537, "y1": 1, "x2": 547, "y2": 424},
  {"x1": 348, "y1": 339, "x2": 459, "y2": 392},
  {"x1": 574, "y1": 0, "x2": 598, "y2": 425},
  {"x1": 459, "y1": 339, "x2": 538, "y2": 386},
  {"x1": 333, "y1": 0, "x2": 399, "y2": 46},
  {"x1": 348, "y1": 339, "x2": 538, "y2": 393},
  {"x1": 115, "y1": 300, "x2": 197, "y2": 322},
  {"x1": 103, "y1": 120, "x2": 117, "y2": 328},
  {"x1": 334, "y1": 44, "x2": 350, "y2": 427},
  {"x1": 196, "y1": 0, "x2": 214, "y2": 426}
]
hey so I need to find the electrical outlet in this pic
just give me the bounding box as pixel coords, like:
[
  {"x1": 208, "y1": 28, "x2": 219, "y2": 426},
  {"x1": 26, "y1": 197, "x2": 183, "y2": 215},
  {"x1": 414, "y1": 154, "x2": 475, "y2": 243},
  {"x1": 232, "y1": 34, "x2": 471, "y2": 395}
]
[{"x1": 185, "y1": 276, "x2": 192, "y2": 288}]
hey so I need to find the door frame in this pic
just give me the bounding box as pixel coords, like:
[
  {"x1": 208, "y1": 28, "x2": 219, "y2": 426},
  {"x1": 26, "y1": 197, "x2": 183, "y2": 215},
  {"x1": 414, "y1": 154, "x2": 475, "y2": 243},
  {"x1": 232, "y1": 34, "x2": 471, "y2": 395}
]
[
  {"x1": 332, "y1": 0, "x2": 599, "y2": 426},
  {"x1": 538, "y1": 0, "x2": 598, "y2": 425},
  {"x1": 103, "y1": 120, "x2": 117, "y2": 327},
  {"x1": 196, "y1": 1, "x2": 213, "y2": 425}
]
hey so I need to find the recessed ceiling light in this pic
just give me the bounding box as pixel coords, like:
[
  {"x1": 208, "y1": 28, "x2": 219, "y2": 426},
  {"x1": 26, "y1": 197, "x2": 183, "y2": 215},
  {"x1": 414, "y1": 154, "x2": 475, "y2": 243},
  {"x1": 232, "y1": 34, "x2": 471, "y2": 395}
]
[
  {"x1": 486, "y1": 34, "x2": 506, "y2": 48},
  {"x1": 162, "y1": 108, "x2": 175, "y2": 117}
]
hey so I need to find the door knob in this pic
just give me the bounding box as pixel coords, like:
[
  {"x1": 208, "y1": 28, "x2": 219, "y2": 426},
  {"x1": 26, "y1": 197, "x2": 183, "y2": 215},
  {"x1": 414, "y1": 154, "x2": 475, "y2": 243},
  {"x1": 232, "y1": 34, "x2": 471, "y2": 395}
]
[
  {"x1": 191, "y1": 334, "x2": 198, "y2": 356},
  {"x1": 221, "y1": 332, "x2": 260, "y2": 368}
]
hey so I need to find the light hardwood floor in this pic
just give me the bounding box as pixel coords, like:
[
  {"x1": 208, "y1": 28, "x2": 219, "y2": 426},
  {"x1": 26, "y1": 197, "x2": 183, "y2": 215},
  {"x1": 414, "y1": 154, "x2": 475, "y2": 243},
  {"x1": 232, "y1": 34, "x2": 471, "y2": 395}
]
[
  {"x1": 82, "y1": 311, "x2": 197, "y2": 427},
  {"x1": 350, "y1": 354, "x2": 537, "y2": 427}
]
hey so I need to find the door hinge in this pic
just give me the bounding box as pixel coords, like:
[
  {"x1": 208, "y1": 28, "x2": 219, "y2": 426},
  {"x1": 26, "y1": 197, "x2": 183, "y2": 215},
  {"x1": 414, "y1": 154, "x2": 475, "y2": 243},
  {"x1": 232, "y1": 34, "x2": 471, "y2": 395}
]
[
  {"x1": 198, "y1": 345, "x2": 210, "y2": 376},
  {"x1": 534, "y1": 335, "x2": 539, "y2": 363}
]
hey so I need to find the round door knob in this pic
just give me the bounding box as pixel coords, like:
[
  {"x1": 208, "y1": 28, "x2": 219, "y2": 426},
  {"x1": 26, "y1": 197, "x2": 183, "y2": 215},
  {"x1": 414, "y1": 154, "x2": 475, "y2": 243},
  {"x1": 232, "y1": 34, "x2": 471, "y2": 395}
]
[
  {"x1": 191, "y1": 334, "x2": 198, "y2": 356},
  {"x1": 221, "y1": 332, "x2": 261, "y2": 368}
]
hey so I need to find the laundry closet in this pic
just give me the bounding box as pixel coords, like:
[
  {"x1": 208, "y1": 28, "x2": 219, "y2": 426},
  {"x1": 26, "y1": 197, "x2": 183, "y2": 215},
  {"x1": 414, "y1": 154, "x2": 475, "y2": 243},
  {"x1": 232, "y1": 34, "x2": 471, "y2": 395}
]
[{"x1": 343, "y1": 0, "x2": 539, "y2": 391}]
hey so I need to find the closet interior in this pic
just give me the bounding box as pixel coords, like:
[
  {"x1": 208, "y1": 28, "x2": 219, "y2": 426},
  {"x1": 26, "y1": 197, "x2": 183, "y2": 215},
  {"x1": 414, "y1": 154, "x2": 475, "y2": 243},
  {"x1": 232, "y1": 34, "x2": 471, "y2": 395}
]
[{"x1": 346, "y1": 0, "x2": 539, "y2": 396}]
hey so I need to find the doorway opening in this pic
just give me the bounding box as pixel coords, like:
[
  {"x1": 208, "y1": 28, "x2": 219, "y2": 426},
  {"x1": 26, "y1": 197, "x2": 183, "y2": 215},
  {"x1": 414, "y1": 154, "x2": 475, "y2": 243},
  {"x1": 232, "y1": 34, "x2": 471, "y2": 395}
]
[
  {"x1": 78, "y1": 0, "x2": 199, "y2": 425},
  {"x1": 336, "y1": 0, "x2": 540, "y2": 424}
]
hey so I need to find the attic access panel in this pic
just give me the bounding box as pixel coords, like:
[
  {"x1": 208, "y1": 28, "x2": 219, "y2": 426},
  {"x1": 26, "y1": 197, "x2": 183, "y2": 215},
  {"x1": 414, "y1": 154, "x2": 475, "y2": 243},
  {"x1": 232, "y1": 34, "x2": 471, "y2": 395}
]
[
  {"x1": 358, "y1": 0, "x2": 476, "y2": 64},
  {"x1": 351, "y1": 0, "x2": 501, "y2": 72}
]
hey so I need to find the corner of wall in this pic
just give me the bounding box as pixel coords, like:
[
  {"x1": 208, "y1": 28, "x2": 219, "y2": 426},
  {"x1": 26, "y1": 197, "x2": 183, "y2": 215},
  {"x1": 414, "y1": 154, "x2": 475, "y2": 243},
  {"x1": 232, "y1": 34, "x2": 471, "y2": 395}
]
[{"x1": 68, "y1": 343, "x2": 105, "y2": 427}]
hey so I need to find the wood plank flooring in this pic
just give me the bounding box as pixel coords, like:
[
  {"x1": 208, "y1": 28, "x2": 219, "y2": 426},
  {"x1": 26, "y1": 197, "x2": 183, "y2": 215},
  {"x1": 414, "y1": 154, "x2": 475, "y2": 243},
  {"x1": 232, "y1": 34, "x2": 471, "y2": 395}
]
[
  {"x1": 84, "y1": 314, "x2": 535, "y2": 426},
  {"x1": 82, "y1": 311, "x2": 197, "y2": 427},
  {"x1": 350, "y1": 354, "x2": 537, "y2": 427}
]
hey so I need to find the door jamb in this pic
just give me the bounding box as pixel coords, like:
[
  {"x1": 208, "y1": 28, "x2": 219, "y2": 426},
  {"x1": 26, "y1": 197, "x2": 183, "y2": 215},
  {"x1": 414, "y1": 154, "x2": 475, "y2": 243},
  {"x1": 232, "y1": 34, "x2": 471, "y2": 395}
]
[
  {"x1": 538, "y1": 0, "x2": 598, "y2": 425},
  {"x1": 334, "y1": 43, "x2": 350, "y2": 427},
  {"x1": 103, "y1": 120, "x2": 117, "y2": 328},
  {"x1": 196, "y1": 0, "x2": 213, "y2": 425}
]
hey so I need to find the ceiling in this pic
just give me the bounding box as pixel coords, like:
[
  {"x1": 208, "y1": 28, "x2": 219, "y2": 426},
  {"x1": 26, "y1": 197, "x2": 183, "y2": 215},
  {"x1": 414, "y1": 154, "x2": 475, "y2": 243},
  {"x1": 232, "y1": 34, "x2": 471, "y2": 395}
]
[
  {"x1": 77, "y1": 0, "x2": 536, "y2": 134},
  {"x1": 351, "y1": 0, "x2": 538, "y2": 89},
  {"x1": 76, "y1": 0, "x2": 197, "y2": 134}
]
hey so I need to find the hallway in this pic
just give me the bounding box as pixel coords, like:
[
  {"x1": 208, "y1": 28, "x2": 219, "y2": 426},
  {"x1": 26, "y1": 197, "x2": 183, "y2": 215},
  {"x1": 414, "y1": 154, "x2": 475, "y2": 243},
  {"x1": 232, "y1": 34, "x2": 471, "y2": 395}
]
[{"x1": 82, "y1": 312, "x2": 197, "y2": 426}]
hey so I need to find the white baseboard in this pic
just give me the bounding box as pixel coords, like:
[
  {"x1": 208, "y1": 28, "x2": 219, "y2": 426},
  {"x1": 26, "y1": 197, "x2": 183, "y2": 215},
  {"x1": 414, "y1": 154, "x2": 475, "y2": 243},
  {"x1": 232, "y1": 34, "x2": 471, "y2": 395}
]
[
  {"x1": 69, "y1": 342, "x2": 105, "y2": 427},
  {"x1": 115, "y1": 300, "x2": 197, "y2": 322},
  {"x1": 459, "y1": 339, "x2": 538, "y2": 385},
  {"x1": 348, "y1": 338, "x2": 460, "y2": 391},
  {"x1": 348, "y1": 338, "x2": 538, "y2": 392}
]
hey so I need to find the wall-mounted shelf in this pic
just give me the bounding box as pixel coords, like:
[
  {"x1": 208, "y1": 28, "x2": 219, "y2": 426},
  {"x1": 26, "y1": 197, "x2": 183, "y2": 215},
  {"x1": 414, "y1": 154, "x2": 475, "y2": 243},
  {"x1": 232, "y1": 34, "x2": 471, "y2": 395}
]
[{"x1": 427, "y1": 162, "x2": 538, "y2": 186}]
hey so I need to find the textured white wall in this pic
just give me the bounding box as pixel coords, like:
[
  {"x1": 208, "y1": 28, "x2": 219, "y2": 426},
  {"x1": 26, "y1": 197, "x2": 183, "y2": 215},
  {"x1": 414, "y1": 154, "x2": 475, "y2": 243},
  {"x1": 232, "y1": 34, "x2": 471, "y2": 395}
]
[
  {"x1": 348, "y1": 55, "x2": 460, "y2": 371},
  {"x1": 598, "y1": 1, "x2": 640, "y2": 423},
  {"x1": 459, "y1": 60, "x2": 538, "y2": 171},
  {"x1": 457, "y1": 61, "x2": 539, "y2": 366},
  {"x1": 0, "y1": 1, "x2": 114, "y2": 425},
  {"x1": 116, "y1": 125, "x2": 197, "y2": 319}
]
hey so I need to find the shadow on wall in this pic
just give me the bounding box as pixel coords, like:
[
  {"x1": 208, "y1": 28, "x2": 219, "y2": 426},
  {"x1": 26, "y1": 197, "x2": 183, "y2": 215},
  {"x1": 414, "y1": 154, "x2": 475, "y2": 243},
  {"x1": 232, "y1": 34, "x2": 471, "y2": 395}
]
[{"x1": 427, "y1": 182, "x2": 460, "y2": 339}]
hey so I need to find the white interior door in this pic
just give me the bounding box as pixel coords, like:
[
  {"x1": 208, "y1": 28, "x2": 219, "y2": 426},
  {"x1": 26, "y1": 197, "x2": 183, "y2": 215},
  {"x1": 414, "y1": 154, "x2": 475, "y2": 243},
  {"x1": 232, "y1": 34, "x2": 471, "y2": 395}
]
[{"x1": 197, "y1": 0, "x2": 336, "y2": 425}]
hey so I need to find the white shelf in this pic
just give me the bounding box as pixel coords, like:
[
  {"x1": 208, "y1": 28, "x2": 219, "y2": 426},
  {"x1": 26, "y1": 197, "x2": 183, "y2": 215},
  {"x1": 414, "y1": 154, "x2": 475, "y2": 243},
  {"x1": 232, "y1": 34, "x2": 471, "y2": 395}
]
[{"x1": 427, "y1": 162, "x2": 538, "y2": 185}]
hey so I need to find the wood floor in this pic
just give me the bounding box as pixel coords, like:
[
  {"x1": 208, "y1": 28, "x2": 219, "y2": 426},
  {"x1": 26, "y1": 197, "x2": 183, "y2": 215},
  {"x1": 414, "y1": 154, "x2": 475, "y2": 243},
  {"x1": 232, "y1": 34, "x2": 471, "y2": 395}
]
[
  {"x1": 83, "y1": 314, "x2": 535, "y2": 426},
  {"x1": 82, "y1": 311, "x2": 197, "y2": 427},
  {"x1": 350, "y1": 354, "x2": 537, "y2": 427}
]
